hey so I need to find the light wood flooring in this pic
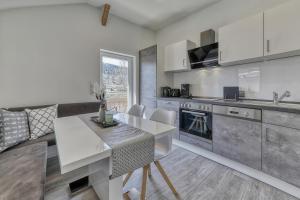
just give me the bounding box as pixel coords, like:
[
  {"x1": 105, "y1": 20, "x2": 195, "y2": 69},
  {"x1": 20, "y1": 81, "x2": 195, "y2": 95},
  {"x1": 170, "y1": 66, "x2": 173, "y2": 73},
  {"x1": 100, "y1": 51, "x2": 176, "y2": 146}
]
[{"x1": 45, "y1": 146, "x2": 299, "y2": 200}]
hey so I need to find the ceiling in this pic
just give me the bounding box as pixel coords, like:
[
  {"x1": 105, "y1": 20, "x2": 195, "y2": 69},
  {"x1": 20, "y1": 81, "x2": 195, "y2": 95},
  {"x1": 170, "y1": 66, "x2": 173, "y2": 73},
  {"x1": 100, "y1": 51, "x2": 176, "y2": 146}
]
[{"x1": 0, "y1": 0, "x2": 221, "y2": 30}]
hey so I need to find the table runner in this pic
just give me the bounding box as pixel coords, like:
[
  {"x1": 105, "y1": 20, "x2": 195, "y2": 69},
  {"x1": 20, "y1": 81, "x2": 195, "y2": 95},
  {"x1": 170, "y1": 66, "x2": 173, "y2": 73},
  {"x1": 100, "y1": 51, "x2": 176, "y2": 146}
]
[{"x1": 79, "y1": 113, "x2": 154, "y2": 179}]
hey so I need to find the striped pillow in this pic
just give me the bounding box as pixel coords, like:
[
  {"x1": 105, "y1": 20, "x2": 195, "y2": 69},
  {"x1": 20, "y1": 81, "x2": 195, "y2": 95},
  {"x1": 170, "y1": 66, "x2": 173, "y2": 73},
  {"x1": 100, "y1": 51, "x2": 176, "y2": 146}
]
[{"x1": 0, "y1": 109, "x2": 30, "y2": 152}]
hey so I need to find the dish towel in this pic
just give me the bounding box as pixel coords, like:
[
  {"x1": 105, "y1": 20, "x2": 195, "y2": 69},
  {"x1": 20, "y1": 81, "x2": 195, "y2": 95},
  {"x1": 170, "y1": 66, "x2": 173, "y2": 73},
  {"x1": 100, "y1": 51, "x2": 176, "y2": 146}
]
[{"x1": 79, "y1": 114, "x2": 154, "y2": 179}]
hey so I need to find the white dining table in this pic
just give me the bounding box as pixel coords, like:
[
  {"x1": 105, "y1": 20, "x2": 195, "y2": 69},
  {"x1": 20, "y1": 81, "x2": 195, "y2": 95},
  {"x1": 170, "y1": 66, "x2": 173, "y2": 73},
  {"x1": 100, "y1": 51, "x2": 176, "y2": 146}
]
[{"x1": 54, "y1": 112, "x2": 176, "y2": 200}]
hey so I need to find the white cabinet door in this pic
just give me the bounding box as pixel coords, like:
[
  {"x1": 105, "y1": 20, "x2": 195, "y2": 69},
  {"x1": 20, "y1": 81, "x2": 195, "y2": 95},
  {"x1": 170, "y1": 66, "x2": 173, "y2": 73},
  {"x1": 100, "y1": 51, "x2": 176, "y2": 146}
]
[
  {"x1": 218, "y1": 13, "x2": 263, "y2": 65},
  {"x1": 264, "y1": 0, "x2": 300, "y2": 57},
  {"x1": 164, "y1": 40, "x2": 195, "y2": 72}
]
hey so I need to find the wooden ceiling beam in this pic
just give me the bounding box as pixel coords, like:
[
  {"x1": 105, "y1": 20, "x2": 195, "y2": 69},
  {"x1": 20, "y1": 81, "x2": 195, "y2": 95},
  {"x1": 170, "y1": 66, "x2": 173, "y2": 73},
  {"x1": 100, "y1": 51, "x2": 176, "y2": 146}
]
[{"x1": 101, "y1": 3, "x2": 111, "y2": 26}]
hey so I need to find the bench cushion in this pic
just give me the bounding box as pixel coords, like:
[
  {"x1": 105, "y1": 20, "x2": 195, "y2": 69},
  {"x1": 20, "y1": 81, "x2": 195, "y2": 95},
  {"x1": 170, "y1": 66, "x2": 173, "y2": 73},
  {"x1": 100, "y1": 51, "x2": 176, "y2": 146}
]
[
  {"x1": 7, "y1": 102, "x2": 100, "y2": 118},
  {"x1": 0, "y1": 142, "x2": 47, "y2": 200},
  {"x1": 11, "y1": 132, "x2": 56, "y2": 150}
]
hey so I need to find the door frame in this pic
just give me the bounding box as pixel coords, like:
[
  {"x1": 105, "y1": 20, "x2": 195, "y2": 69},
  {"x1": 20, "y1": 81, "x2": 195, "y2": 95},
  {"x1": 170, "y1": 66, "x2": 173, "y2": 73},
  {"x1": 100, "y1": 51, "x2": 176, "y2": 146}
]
[{"x1": 100, "y1": 49, "x2": 137, "y2": 109}]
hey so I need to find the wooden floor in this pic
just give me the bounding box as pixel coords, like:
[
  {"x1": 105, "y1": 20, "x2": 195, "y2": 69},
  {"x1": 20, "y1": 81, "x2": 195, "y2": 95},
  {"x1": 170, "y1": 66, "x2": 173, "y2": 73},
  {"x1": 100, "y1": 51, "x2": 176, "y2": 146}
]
[{"x1": 45, "y1": 146, "x2": 299, "y2": 200}]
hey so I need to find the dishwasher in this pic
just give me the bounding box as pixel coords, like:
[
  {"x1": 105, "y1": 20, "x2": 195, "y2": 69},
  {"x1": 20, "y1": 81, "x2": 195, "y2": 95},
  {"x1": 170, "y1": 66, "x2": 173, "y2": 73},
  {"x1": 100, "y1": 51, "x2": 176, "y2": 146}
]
[{"x1": 212, "y1": 105, "x2": 262, "y2": 170}]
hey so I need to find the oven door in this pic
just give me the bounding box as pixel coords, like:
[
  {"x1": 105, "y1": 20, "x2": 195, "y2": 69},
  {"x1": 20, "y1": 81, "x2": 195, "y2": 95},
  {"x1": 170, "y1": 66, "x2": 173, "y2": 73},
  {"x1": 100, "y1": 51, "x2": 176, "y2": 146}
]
[{"x1": 180, "y1": 109, "x2": 212, "y2": 141}]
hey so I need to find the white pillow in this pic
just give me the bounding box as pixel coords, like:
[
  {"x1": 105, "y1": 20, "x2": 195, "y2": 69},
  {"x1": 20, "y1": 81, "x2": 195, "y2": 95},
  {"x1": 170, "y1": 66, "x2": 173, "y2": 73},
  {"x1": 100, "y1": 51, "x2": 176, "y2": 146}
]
[{"x1": 25, "y1": 105, "x2": 58, "y2": 139}]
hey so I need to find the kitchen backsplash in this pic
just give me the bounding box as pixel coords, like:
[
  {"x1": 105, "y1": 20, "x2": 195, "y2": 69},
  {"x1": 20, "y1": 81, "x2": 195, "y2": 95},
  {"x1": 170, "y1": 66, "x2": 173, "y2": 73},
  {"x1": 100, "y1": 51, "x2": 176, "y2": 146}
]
[{"x1": 173, "y1": 55, "x2": 300, "y2": 101}]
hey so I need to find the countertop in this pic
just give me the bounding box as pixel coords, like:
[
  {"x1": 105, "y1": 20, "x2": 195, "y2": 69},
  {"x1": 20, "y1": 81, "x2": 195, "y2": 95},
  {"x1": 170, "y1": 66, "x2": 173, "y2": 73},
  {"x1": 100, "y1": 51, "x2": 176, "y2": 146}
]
[{"x1": 157, "y1": 97, "x2": 300, "y2": 114}]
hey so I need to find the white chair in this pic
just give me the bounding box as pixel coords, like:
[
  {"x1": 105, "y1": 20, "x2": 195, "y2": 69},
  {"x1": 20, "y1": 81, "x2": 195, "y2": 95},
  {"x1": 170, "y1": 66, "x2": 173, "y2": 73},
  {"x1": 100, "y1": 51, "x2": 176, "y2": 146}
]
[
  {"x1": 127, "y1": 104, "x2": 145, "y2": 117},
  {"x1": 123, "y1": 108, "x2": 178, "y2": 200}
]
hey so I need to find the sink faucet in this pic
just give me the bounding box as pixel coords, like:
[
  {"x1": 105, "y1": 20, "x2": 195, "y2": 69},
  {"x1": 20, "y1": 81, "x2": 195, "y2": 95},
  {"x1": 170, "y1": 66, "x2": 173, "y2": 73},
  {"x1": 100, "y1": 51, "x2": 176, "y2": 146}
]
[{"x1": 273, "y1": 90, "x2": 291, "y2": 104}]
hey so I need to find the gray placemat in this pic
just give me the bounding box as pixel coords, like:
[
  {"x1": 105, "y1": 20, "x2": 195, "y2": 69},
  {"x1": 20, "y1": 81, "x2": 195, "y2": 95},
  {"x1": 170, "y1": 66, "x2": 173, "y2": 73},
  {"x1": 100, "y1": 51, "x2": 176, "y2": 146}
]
[{"x1": 79, "y1": 114, "x2": 154, "y2": 179}]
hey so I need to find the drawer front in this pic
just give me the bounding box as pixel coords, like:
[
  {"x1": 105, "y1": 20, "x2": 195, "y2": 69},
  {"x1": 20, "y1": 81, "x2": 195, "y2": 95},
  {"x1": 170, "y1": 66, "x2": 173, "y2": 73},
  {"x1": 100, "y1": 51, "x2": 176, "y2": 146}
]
[
  {"x1": 157, "y1": 100, "x2": 180, "y2": 111},
  {"x1": 180, "y1": 132, "x2": 212, "y2": 151},
  {"x1": 262, "y1": 123, "x2": 300, "y2": 187},
  {"x1": 213, "y1": 114, "x2": 262, "y2": 170},
  {"x1": 263, "y1": 110, "x2": 300, "y2": 130}
]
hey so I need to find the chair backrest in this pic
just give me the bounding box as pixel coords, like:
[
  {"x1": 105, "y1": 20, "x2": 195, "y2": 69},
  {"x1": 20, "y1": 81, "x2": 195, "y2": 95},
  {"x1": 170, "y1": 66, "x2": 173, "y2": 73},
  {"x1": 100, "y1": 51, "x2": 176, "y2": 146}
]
[
  {"x1": 150, "y1": 108, "x2": 176, "y2": 160},
  {"x1": 149, "y1": 108, "x2": 176, "y2": 126},
  {"x1": 127, "y1": 104, "x2": 145, "y2": 117}
]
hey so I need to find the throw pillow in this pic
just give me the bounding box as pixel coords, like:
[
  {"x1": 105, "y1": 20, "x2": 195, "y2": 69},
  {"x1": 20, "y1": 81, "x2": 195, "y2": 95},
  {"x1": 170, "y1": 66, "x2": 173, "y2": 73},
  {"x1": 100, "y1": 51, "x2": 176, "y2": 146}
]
[
  {"x1": 25, "y1": 105, "x2": 58, "y2": 139},
  {"x1": 0, "y1": 109, "x2": 30, "y2": 152}
]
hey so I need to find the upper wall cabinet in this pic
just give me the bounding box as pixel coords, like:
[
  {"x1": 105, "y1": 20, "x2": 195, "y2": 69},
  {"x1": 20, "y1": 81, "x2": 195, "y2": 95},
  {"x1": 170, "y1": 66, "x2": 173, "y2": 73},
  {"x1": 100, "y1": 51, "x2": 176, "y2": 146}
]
[
  {"x1": 264, "y1": 0, "x2": 300, "y2": 58},
  {"x1": 218, "y1": 13, "x2": 264, "y2": 66},
  {"x1": 164, "y1": 40, "x2": 196, "y2": 72}
]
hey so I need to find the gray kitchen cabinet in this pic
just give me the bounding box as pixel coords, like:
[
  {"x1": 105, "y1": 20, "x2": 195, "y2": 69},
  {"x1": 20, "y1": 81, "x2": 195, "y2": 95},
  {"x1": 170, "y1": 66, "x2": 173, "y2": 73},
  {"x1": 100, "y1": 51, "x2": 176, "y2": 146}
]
[
  {"x1": 157, "y1": 99, "x2": 180, "y2": 139},
  {"x1": 139, "y1": 45, "x2": 157, "y2": 118},
  {"x1": 180, "y1": 131, "x2": 212, "y2": 151},
  {"x1": 263, "y1": 110, "x2": 300, "y2": 130},
  {"x1": 262, "y1": 123, "x2": 300, "y2": 187},
  {"x1": 213, "y1": 114, "x2": 262, "y2": 170}
]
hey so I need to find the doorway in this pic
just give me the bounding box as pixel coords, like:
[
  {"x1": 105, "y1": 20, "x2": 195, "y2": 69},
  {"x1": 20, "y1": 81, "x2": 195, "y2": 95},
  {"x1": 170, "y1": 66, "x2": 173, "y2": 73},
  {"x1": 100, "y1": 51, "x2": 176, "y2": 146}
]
[{"x1": 100, "y1": 50, "x2": 134, "y2": 113}]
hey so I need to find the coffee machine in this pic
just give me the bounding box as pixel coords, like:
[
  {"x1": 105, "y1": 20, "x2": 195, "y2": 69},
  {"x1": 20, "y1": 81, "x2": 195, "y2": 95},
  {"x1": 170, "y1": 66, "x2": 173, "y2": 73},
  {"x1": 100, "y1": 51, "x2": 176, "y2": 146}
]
[{"x1": 181, "y1": 84, "x2": 190, "y2": 98}]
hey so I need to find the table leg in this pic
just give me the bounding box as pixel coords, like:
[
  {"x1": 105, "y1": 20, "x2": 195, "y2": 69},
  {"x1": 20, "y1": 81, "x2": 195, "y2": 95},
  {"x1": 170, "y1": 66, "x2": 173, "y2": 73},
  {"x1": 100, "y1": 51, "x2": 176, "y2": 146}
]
[
  {"x1": 89, "y1": 158, "x2": 110, "y2": 200},
  {"x1": 140, "y1": 165, "x2": 149, "y2": 200},
  {"x1": 109, "y1": 176, "x2": 123, "y2": 200}
]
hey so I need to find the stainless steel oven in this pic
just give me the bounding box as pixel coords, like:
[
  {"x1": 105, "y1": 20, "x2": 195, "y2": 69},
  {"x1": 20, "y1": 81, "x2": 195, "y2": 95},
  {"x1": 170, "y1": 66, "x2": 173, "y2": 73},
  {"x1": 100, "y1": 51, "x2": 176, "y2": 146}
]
[{"x1": 179, "y1": 102, "x2": 212, "y2": 143}]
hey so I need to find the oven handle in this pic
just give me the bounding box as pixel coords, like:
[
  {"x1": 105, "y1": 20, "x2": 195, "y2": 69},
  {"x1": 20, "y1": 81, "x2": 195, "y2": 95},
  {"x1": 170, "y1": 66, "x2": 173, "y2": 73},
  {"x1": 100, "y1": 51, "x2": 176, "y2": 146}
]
[{"x1": 182, "y1": 110, "x2": 207, "y2": 116}]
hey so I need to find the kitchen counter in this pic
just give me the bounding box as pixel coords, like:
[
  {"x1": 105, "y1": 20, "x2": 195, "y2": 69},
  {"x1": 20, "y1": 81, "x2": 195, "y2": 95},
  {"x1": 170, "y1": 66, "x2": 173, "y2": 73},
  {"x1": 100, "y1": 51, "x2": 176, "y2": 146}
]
[{"x1": 157, "y1": 97, "x2": 300, "y2": 114}]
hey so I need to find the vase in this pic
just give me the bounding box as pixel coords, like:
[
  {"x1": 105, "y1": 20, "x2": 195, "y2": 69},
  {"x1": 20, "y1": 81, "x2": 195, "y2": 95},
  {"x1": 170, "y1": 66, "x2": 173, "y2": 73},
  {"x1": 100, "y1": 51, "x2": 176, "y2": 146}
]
[{"x1": 99, "y1": 103, "x2": 106, "y2": 123}]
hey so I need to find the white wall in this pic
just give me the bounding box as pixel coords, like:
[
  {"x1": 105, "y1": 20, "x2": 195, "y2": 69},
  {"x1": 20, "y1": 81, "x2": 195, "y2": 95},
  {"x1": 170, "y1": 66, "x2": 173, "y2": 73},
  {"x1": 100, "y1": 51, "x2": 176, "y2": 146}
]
[
  {"x1": 0, "y1": 4, "x2": 155, "y2": 108},
  {"x1": 156, "y1": 0, "x2": 300, "y2": 101}
]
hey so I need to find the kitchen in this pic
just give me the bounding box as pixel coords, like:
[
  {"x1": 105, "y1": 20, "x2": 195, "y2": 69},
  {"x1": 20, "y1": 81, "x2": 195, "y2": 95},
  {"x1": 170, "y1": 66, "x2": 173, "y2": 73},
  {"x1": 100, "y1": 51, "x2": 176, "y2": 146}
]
[
  {"x1": 150, "y1": 0, "x2": 300, "y2": 197},
  {"x1": 1, "y1": 0, "x2": 300, "y2": 199}
]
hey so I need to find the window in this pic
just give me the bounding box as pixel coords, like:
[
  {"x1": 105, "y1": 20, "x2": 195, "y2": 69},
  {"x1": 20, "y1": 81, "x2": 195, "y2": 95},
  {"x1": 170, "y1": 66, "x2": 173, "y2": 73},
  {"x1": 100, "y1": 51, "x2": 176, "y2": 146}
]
[{"x1": 100, "y1": 50, "x2": 134, "y2": 113}]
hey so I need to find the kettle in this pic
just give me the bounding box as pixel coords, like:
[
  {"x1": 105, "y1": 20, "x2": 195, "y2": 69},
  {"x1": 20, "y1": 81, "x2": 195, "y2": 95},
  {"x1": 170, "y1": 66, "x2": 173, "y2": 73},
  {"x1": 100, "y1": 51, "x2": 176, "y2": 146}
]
[{"x1": 161, "y1": 87, "x2": 171, "y2": 97}]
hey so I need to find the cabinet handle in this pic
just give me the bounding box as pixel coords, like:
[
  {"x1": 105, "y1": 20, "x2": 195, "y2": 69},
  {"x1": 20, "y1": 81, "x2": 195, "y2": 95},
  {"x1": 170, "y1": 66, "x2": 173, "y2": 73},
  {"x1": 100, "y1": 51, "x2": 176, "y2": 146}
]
[
  {"x1": 267, "y1": 40, "x2": 270, "y2": 53},
  {"x1": 265, "y1": 128, "x2": 271, "y2": 143},
  {"x1": 183, "y1": 58, "x2": 186, "y2": 66},
  {"x1": 229, "y1": 111, "x2": 239, "y2": 115},
  {"x1": 219, "y1": 51, "x2": 222, "y2": 61}
]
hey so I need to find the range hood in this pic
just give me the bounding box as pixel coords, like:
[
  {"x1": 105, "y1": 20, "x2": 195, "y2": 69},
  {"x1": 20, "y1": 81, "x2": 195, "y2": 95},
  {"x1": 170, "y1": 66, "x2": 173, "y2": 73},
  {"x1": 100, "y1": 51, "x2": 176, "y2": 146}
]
[{"x1": 188, "y1": 43, "x2": 219, "y2": 69}]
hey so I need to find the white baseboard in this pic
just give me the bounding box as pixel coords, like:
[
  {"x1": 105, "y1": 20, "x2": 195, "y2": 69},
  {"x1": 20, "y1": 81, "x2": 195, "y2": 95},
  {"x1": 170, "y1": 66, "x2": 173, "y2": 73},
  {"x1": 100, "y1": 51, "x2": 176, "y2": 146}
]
[{"x1": 173, "y1": 139, "x2": 300, "y2": 199}]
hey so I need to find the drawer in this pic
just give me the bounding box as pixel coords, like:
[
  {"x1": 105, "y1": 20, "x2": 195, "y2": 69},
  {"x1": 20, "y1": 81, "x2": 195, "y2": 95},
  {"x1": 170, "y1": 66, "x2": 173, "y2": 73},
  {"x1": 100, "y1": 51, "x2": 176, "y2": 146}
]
[
  {"x1": 157, "y1": 100, "x2": 180, "y2": 111},
  {"x1": 263, "y1": 110, "x2": 300, "y2": 130},
  {"x1": 179, "y1": 132, "x2": 212, "y2": 151}
]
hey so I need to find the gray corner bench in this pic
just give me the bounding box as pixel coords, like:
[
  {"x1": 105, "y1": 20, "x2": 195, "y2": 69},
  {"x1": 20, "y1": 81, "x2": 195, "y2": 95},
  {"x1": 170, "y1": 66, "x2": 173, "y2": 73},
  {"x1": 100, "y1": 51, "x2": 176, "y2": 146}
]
[
  {"x1": 0, "y1": 142, "x2": 48, "y2": 200},
  {"x1": 0, "y1": 102, "x2": 100, "y2": 200}
]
